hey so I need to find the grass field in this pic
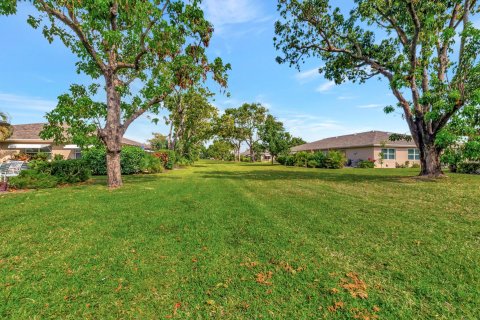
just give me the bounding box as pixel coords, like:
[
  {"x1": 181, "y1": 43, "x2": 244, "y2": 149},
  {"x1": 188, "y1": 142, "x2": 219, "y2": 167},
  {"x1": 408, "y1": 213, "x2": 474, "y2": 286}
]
[{"x1": 1, "y1": 161, "x2": 479, "y2": 319}]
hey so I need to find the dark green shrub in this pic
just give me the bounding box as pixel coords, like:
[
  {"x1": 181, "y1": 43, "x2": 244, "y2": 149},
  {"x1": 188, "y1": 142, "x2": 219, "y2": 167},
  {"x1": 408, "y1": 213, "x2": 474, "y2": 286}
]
[
  {"x1": 457, "y1": 161, "x2": 480, "y2": 174},
  {"x1": 83, "y1": 146, "x2": 147, "y2": 175},
  {"x1": 44, "y1": 160, "x2": 91, "y2": 183},
  {"x1": 9, "y1": 170, "x2": 58, "y2": 189},
  {"x1": 285, "y1": 155, "x2": 295, "y2": 166},
  {"x1": 312, "y1": 151, "x2": 327, "y2": 168},
  {"x1": 324, "y1": 151, "x2": 346, "y2": 169},
  {"x1": 358, "y1": 159, "x2": 375, "y2": 168},
  {"x1": 121, "y1": 146, "x2": 146, "y2": 174},
  {"x1": 277, "y1": 155, "x2": 287, "y2": 165},
  {"x1": 140, "y1": 154, "x2": 163, "y2": 174}
]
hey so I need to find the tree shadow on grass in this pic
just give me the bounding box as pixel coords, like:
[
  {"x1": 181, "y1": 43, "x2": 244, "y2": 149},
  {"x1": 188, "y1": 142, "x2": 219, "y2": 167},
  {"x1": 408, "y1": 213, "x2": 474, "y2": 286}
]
[{"x1": 198, "y1": 169, "x2": 428, "y2": 184}]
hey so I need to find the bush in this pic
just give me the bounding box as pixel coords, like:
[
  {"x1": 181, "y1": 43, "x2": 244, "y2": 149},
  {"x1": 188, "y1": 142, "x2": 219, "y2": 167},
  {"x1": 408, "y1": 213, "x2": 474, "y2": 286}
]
[
  {"x1": 153, "y1": 149, "x2": 176, "y2": 169},
  {"x1": 457, "y1": 161, "x2": 480, "y2": 174},
  {"x1": 358, "y1": 159, "x2": 375, "y2": 168},
  {"x1": 53, "y1": 154, "x2": 65, "y2": 161},
  {"x1": 121, "y1": 146, "x2": 146, "y2": 175},
  {"x1": 83, "y1": 146, "x2": 148, "y2": 175},
  {"x1": 276, "y1": 155, "x2": 287, "y2": 165},
  {"x1": 324, "y1": 151, "x2": 346, "y2": 169},
  {"x1": 30, "y1": 152, "x2": 49, "y2": 161},
  {"x1": 9, "y1": 170, "x2": 58, "y2": 189},
  {"x1": 312, "y1": 152, "x2": 327, "y2": 168},
  {"x1": 411, "y1": 163, "x2": 420, "y2": 168},
  {"x1": 41, "y1": 160, "x2": 91, "y2": 183},
  {"x1": 307, "y1": 160, "x2": 318, "y2": 168},
  {"x1": 294, "y1": 151, "x2": 309, "y2": 167},
  {"x1": 140, "y1": 154, "x2": 163, "y2": 174}
]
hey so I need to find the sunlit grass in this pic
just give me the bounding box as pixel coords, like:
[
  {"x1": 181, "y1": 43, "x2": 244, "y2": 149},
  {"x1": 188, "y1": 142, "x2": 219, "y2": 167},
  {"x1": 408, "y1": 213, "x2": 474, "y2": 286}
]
[{"x1": 1, "y1": 161, "x2": 479, "y2": 318}]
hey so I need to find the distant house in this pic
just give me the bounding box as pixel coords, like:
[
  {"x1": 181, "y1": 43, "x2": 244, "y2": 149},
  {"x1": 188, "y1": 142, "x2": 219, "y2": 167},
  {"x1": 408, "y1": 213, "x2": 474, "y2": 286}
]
[
  {"x1": 291, "y1": 131, "x2": 420, "y2": 168},
  {"x1": 240, "y1": 149, "x2": 272, "y2": 162},
  {"x1": 0, "y1": 123, "x2": 147, "y2": 161}
]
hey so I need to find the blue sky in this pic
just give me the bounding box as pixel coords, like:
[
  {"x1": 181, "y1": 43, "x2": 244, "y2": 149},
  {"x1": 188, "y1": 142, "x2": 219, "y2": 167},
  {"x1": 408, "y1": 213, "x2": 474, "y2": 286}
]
[{"x1": 0, "y1": 1, "x2": 411, "y2": 143}]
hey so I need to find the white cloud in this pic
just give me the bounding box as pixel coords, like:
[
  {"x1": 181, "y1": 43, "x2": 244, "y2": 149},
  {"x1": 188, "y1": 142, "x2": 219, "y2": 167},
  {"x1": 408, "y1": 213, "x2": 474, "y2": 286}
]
[
  {"x1": 295, "y1": 67, "x2": 321, "y2": 82},
  {"x1": 0, "y1": 93, "x2": 56, "y2": 113},
  {"x1": 316, "y1": 81, "x2": 335, "y2": 93},
  {"x1": 202, "y1": 0, "x2": 264, "y2": 31},
  {"x1": 357, "y1": 104, "x2": 384, "y2": 109},
  {"x1": 338, "y1": 95, "x2": 356, "y2": 100}
]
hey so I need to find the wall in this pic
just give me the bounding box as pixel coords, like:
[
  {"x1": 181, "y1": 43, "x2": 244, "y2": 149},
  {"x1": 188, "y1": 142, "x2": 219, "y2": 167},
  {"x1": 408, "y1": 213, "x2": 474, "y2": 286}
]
[
  {"x1": 373, "y1": 147, "x2": 421, "y2": 168},
  {"x1": 344, "y1": 147, "x2": 375, "y2": 166},
  {"x1": 0, "y1": 142, "x2": 75, "y2": 161}
]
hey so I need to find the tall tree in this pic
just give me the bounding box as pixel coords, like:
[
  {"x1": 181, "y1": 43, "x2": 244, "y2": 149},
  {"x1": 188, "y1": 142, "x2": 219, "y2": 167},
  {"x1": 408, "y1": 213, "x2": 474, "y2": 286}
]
[
  {"x1": 216, "y1": 109, "x2": 248, "y2": 161},
  {"x1": 164, "y1": 89, "x2": 218, "y2": 162},
  {"x1": 259, "y1": 114, "x2": 291, "y2": 164},
  {"x1": 0, "y1": 111, "x2": 13, "y2": 141},
  {"x1": 236, "y1": 103, "x2": 267, "y2": 162},
  {"x1": 205, "y1": 139, "x2": 235, "y2": 161},
  {"x1": 275, "y1": 0, "x2": 480, "y2": 177},
  {"x1": 4, "y1": 1, "x2": 229, "y2": 187}
]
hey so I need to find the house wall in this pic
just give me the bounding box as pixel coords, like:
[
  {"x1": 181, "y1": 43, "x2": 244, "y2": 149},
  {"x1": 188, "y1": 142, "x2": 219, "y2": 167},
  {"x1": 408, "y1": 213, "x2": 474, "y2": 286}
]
[
  {"x1": 0, "y1": 141, "x2": 75, "y2": 161},
  {"x1": 373, "y1": 147, "x2": 421, "y2": 168},
  {"x1": 344, "y1": 147, "x2": 375, "y2": 166}
]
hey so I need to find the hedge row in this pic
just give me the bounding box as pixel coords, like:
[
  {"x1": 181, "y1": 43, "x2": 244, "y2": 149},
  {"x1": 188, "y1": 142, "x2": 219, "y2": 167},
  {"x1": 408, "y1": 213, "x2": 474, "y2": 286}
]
[{"x1": 277, "y1": 151, "x2": 346, "y2": 169}]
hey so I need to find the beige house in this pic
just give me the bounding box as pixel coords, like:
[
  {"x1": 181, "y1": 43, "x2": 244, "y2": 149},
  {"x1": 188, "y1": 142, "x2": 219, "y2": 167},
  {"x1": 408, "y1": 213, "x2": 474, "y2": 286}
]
[
  {"x1": 291, "y1": 131, "x2": 420, "y2": 168},
  {"x1": 0, "y1": 123, "x2": 146, "y2": 162}
]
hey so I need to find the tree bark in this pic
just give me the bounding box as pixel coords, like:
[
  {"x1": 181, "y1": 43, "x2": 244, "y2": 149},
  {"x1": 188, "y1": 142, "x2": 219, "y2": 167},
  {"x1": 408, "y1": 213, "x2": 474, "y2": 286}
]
[
  {"x1": 410, "y1": 120, "x2": 444, "y2": 178},
  {"x1": 106, "y1": 150, "x2": 122, "y2": 187},
  {"x1": 103, "y1": 75, "x2": 123, "y2": 188}
]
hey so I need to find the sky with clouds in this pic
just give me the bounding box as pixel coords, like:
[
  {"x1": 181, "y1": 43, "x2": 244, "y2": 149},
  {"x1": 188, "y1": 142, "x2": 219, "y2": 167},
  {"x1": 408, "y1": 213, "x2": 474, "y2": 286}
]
[{"x1": 0, "y1": 1, "x2": 434, "y2": 143}]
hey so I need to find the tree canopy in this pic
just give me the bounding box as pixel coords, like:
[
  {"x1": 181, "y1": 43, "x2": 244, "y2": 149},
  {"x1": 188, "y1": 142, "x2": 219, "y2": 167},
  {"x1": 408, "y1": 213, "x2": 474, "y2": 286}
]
[{"x1": 275, "y1": 0, "x2": 480, "y2": 177}]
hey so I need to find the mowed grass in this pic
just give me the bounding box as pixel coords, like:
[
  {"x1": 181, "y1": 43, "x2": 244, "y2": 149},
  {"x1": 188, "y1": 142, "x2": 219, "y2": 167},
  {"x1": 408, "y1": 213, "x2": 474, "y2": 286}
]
[{"x1": 1, "y1": 161, "x2": 479, "y2": 319}]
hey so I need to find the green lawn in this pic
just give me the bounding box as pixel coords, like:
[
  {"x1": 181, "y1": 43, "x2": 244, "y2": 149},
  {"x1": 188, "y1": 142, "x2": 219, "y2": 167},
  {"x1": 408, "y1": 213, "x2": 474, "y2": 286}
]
[{"x1": 1, "y1": 161, "x2": 479, "y2": 319}]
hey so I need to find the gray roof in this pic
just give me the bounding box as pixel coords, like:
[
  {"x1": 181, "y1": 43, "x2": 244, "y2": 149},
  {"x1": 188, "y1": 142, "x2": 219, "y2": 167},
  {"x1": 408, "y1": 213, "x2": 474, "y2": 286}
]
[
  {"x1": 291, "y1": 131, "x2": 417, "y2": 152},
  {"x1": 7, "y1": 123, "x2": 145, "y2": 147}
]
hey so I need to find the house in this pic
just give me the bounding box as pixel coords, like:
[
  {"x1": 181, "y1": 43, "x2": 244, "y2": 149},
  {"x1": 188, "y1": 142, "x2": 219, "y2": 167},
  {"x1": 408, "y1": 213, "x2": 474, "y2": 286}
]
[
  {"x1": 0, "y1": 123, "x2": 147, "y2": 162},
  {"x1": 291, "y1": 131, "x2": 420, "y2": 168},
  {"x1": 240, "y1": 149, "x2": 272, "y2": 162}
]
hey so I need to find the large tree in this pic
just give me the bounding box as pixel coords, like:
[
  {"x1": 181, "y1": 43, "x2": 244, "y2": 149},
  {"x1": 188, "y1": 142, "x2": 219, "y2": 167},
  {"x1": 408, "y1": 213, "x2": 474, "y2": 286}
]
[
  {"x1": 216, "y1": 109, "x2": 248, "y2": 162},
  {"x1": 3, "y1": 1, "x2": 229, "y2": 187},
  {"x1": 275, "y1": 0, "x2": 480, "y2": 177},
  {"x1": 233, "y1": 103, "x2": 267, "y2": 162},
  {"x1": 164, "y1": 89, "x2": 218, "y2": 162},
  {"x1": 259, "y1": 114, "x2": 291, "y2": 164}
]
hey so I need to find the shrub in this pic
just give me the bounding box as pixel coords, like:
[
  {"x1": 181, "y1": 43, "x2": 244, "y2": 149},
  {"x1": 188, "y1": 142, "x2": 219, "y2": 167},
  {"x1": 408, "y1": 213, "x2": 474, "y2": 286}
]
[
  {"x1": 153, "y1": 149, "x2": 176, "y2": 169},
  {"x1": 307, "y1": 160, "x2": 318, "y2": 168},
  {"x1": 276, "y1": 155, "x2": 287, "y2": 165},
  {"x1": 42, "y1": 160, "x2": 91, "y2": 183},
  {"x1": 358, "y1": 159, "x2": 375, "y2": 168},
  {"x1": 294, "y1": 151, "x2": 309, "y2": 167},
  {"x1": 312, "y1": 151, "x2": 327, "y2": 168},
  {"x1": 457, "y1": 161, "x2": 480, "y2": 174},
  {"x1": 285, "y1": 155, "x2": 295, "y2": 166},
  {"x1": 53, "y1": 154, "x2": 65, "y2": 161},
  {"x1": 324, "y1": 151, "x2": 346, "y2": 169},
  {"x1": 140, "y1": 154, "x2": 163, "y2": 174},
  {"x1": 83, "y1": 146, "x2": 147, "y2": 175},
  {"x1": 121, "y1": 146, "x2": 146, "y2": 175},
  {"x1": 30, "y1": 152, "x2": 49, "y2": 161},
  {"x1": 9, "y1": 170, "x2": 58, "y2": 189},
  {"x1": 411, "y1": 163, "x2": 420, "y2": 168}
]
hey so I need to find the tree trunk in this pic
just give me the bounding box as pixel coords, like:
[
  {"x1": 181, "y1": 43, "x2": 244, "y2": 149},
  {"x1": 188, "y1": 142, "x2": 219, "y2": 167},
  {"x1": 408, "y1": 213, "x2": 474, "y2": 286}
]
[
  {"x1": 419, "y1": 142, "x2": 443, "y2": 177},
  {"x1": 271, "y1": 155, "x2": 274, "y2": 165},
  {"x1": 103, "y1": 75, "x2": 123, "y2": 188},
  {"x1": 410, "y1": 121, "x2": 444, "y2": 178},
  {"x1": 106, "y1": 150, "x2": 122, "y2": 187}
]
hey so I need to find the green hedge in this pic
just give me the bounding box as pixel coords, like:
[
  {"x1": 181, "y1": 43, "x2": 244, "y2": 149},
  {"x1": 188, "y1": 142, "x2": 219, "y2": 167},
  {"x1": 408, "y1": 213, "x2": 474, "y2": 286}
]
[
  {"x1": 457, "y1": 162, "x2": 480, "y2": 174},
  {"x1": 83, "y1": 146, "x2": 148, "y2": 175},
  {"x1": 357, "y1": 159, "x2": 375, "y2": 168},
  {"x1": 277, "y1": 151, "x2": 346, "y2": 169},
  {"x1": 9, "y1": 170, "x2": 59, "y2": 189},
  {"x1": 36, "y1": 159, "x2": 91, "y2": 183}
]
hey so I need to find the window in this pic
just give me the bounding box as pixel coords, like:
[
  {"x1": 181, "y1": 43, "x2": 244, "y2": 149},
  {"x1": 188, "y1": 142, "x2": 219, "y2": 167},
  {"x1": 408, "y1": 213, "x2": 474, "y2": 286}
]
[
  {"x1": 23, "y1": 146, "x2": 52, "y2": 159},
  {"x1": 408, "y1": 148, "x2": 420, "y2": 160},
  {"x1": 381, "y1": 148, "x2": 396, "y2": 160},
  {"x1": 73, "y1": 149, "x2": 82, "y2": 159}
]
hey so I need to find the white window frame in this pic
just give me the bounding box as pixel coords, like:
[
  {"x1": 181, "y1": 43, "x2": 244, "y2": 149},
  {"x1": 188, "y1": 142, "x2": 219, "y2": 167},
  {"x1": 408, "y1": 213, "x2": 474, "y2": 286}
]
[
  {"x1": 382, "y1": 148, "x2": 396, "y2": 160},
  {"x1": 408, "y1": 148, "x2": 420, "y2": 160}
]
